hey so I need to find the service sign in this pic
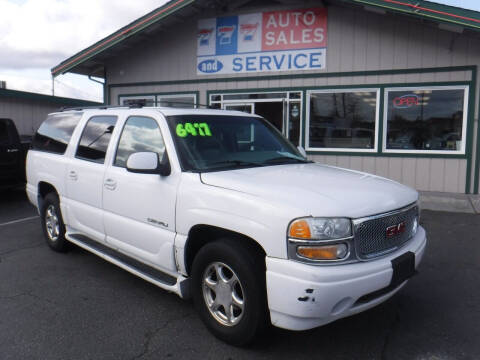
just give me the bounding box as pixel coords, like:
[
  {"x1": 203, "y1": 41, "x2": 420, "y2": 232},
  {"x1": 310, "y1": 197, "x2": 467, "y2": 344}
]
[{"x1": 197, "y1": 8, "x2": 327, "y2": 75}]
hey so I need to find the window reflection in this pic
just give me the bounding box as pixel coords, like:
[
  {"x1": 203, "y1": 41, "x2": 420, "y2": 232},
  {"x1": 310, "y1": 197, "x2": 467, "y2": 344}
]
[
  {"x1": 115, "y1": 116, "x2": 165, "y2": 168},
  {"x1": 309, "y1": 91, "x2": 377, "y2": 149},
  {"x1": 386, "y1": 88, "x2": 465, "y2": 151},
  {"x1": 76, "y1": 116, "x2": 117, "y2": 163}
]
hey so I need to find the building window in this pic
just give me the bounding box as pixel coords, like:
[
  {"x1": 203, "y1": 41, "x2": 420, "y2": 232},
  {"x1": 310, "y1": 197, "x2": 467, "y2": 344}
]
[
  {"x1": 158, "y1": 94, "x2": 196, "y2": 108},
  {"x1": 307, "y1": 89, "x2": 379, "y2": 152},
  {"x1": 383, "y1": 86, "x2": 468, "y2": 154},
  {"x1": 119, "y1": 95, "x2": 155, "y2": 107}
]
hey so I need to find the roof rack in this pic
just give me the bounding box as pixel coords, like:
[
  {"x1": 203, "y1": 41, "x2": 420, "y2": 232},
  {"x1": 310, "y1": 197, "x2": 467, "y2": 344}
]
[
  {"x1": 59, "y1": 104, "x2": 142, "y2": 112},
  {"x1": 60, "y1": 101, "x2": 215, "y2": 112}
]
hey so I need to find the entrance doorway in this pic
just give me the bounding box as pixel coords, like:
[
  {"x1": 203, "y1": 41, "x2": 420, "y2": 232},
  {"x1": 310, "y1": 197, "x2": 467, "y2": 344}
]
[{"x1": 211, "y1": 91, "x2": 302, "y2": 146}]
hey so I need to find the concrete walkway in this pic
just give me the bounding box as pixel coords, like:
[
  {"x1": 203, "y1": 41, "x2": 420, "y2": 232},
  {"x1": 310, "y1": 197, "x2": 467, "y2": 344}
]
[{"x1": 420, "y1": 191, "x2": 480, "y2": 214}]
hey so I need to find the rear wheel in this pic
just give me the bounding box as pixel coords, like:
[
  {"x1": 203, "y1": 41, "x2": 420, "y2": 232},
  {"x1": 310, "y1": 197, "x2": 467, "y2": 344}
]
[
  {"x1": 41, "y1": 193, "x2": 69, "y2": 252},
  {"x1": 192, "y1": 239, "x2": 267, "y2": 346}
]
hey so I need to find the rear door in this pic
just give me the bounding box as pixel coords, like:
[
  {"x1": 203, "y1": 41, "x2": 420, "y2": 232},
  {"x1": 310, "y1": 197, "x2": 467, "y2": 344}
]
[
  {"x1": 0, "y1": 119, "x2": 22, "y2": 185},
  {"x1": 65, "y1": 115, "x2": 118, "y2": 242}
]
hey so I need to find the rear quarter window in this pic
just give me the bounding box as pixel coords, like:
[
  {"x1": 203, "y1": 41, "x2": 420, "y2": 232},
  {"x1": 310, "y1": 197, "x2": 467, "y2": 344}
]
[
  {"x1": 32, "y1": 113, "x2": 83, "y2": 154},
  {"x1": 0, "y1": 119, "x2": 11, "y2": 144}
]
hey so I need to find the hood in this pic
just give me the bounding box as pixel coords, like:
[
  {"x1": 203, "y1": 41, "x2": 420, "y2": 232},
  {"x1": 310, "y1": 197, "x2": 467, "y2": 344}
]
[{"x1": 200, "y1": 163, "x2": 418, "y2": 219}]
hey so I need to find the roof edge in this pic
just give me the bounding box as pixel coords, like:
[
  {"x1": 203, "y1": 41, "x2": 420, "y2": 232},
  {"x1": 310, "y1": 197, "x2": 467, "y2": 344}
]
[
  {"x1": 342, "y1": 0, "x2": 480, "y2": 30},
  {"x1": 0, "y1": 88, "x2": 101, "y2": 106},
  {"x1": 51, "y1": 0, "x2": 195, "y2": 77}
]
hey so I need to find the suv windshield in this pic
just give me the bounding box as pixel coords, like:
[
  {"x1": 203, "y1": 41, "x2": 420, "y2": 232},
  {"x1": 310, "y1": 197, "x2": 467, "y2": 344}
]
[{"x1": 167, "y1": 115, "x2": 308, "y2": 172}]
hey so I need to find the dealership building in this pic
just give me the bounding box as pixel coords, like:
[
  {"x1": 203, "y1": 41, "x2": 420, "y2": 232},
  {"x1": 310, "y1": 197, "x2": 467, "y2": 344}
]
[{"x1": 52, "y1": 0, "x2": 480, "y2": 196}]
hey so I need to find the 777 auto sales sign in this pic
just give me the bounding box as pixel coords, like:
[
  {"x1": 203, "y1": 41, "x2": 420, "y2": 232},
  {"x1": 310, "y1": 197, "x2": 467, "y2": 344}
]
[{"x1": 197, "y1": 8, "x2": 327, "y2": 75}]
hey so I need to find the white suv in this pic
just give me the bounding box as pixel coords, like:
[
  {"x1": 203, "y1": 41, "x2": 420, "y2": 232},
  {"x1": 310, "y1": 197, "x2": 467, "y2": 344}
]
[{"x1": 26, "y1": 107, "x2": 427, "y2": 345}]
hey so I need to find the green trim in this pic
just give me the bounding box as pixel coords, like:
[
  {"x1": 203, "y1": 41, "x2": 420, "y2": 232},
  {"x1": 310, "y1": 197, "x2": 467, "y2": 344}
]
[
  {"x1": 109, "y1": 65, "x2": 475, "y2": 89},
  {"x1": 305, "y1": 151, "x2": 467, "y2": 159},
  {"x1": 378, "y1": 87, "x2": 385, "y2": 153},
  {"x1": 117, "y1": 91, "x2": 200, "y2": 107},
  {"x1": 301, "y1": 89, "x2": 307, "y2": 148},
  {"x1": 464, "y1": 67, "x2": 477, "y2": 193},
  {"x1": 473, "y1": 66, "x2": 480, "y2": 194},
  {"x1": 51, "y1": 0, "x2": 195, "y2": 77},
  {"x1": 0, "y1": 88, "x2": 101, "y2": 106}
]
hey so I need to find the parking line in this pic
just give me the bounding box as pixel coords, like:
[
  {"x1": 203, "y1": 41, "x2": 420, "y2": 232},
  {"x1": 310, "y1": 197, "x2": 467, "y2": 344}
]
[{"x1": 0, "y1": 216, "x2": 39, "y2": 227}]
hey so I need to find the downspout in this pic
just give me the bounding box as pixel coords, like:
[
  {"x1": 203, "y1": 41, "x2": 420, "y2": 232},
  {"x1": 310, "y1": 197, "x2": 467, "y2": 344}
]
[{"x1": 88, "y1": 72, "x2": 106, "y2": 104}]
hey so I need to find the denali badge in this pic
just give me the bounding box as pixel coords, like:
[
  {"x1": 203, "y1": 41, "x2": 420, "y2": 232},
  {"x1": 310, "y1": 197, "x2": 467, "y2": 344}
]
[{"x1": 386, "y1": 222, "x2": 406, "y2": 237}]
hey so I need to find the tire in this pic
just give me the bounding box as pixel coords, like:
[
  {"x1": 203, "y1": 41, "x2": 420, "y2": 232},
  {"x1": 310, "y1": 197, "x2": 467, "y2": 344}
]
[
  {"x1": 191, "y1": 238, "x2": 268, "y2": 346},
  {"x1": 40, "y1": 192, "x2": 69, "y2": 252}
]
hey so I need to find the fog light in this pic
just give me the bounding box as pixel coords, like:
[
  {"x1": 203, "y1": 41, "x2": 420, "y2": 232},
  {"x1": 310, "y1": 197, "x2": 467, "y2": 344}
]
[{"x1": 297, "y1": 244, "x2": 348, "y2": 260}]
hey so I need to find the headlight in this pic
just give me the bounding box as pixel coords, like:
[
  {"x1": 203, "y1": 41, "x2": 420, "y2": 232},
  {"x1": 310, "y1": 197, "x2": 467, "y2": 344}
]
[{"x1": 289, "y1": 217, "x2": 352, "y2": 240}]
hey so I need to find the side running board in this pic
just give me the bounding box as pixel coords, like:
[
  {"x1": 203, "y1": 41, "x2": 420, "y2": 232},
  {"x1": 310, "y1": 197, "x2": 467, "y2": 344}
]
[{"x1": 65, "y1": 233, "x2": 190, "y2": 298}]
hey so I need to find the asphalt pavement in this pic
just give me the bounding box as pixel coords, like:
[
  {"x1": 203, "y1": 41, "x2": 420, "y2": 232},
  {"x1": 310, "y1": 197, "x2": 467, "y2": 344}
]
[{"x1": 0, "y1": 188, "x2": 479, "y2": 360}]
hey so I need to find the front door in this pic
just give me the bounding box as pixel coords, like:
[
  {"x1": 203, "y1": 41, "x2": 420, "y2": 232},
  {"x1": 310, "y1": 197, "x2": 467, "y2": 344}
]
[
  {"x1": 224, "y1": 101, "x2": 287, "y2": 135},
  {"x1": 254, "y1": 101, "x2": 286, "y2": 134},
  {"x1": 102, "y1": 115, "x2": 179, "y2": 273}
]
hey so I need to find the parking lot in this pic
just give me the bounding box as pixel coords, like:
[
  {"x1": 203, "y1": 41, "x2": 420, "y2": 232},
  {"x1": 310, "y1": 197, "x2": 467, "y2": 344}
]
[{"x1": 0, "y1": 189, "x2": 478, "y2": 360}]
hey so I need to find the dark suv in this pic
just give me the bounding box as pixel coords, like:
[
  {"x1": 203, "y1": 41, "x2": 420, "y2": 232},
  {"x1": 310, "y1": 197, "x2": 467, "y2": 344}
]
[{"x1": 0, "y1": 118, "x2": 30, "y2": 189}]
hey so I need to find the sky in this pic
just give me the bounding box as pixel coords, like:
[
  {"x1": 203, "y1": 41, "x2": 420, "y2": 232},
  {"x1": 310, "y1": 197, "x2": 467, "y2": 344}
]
[{"x1": 0, "y1": 0, "x2": 479, "y2": 102}]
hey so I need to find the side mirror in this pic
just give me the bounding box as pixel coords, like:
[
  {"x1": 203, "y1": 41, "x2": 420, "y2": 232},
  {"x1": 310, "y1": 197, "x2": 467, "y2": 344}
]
[
  {"x1": 297, "y1": 145, "x2": 307, "y2": 157},
  {"x1": 126, "y1": 151, "x2": 171, "y2": 176}
]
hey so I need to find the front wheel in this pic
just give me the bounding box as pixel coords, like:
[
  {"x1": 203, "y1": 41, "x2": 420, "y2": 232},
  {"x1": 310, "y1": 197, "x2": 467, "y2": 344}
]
[{"x1": 192, "y1": 239, "x2": 268, "y2": 346}]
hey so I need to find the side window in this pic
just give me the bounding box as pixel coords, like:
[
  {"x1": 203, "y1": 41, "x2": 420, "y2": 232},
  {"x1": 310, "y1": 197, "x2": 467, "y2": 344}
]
[
  {"x1": 75, "y1": 116, "x2": 117, "y2": 164},
  {"x1": 31, "y1": 113, "x2": 82, "y2": 154},
  {"x1": 114, "y1": 116, "x2": 165, "y2": 168},
  {"x1": 0, "y1": 119, "x2": 12, "y2": 145}
]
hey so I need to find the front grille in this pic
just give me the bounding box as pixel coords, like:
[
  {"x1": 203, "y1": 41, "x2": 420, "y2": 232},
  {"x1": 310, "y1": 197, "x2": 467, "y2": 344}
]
[{"x1": 354, "y1": 204, "x2": 418, "y2": 259}]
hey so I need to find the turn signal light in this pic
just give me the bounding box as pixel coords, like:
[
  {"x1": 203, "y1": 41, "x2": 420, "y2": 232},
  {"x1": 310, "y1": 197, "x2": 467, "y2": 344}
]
[
  {"x1": 297, "y1": 244, "x2": 348, "y2": 261},
  {"x1": 289, "y1": 220, "x2": 311, "y2": 239}
]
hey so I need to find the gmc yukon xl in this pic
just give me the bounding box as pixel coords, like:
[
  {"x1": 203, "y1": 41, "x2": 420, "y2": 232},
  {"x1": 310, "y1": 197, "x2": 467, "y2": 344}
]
[{"x1": 26, "y1": 107, "x2": 427, "y2": 345}]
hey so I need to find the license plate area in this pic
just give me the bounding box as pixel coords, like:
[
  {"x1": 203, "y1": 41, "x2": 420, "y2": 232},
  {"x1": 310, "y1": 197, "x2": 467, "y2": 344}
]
[{"x1": 390, "y1": 251, "x2": 415, "y2": 287}]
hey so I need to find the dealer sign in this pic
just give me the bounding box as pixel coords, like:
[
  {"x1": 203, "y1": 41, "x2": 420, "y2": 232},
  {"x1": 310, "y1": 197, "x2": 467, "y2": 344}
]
[{"x1": 197, "y1": 8, "x2": 327, "y2": 75}]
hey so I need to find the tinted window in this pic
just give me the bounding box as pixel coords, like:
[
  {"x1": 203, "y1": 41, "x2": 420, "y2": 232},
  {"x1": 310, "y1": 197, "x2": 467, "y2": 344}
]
[
  {"x1": 114, "y1": 116, "x2": 165, "y2": 168},
  {"x1": 76, "y1": 116, "x2": 117, "y2": 163},
  {"x1": 309, "y1": 91, "x2": 377, "y2": 149},
  {"x1": 32, "y1": 113, "x2": 82, "y2": 154},
  {"x1": 0, "y1": 120, "x2": 11, "y2": 144},
  {"x1": 385, "y1": 88, "x2": 466, "y2": 151}
]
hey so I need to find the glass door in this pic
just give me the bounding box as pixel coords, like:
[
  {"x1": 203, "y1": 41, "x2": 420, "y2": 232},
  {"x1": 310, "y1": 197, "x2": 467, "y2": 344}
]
[{"x1": 211, "y1": 91, "x2": 302, "y2": 146}]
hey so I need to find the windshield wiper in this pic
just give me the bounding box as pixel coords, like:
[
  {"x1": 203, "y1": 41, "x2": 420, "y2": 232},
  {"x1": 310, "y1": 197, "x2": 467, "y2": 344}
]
[
  {"x1": 262, "y1": 156, "x2": 312, "y2": 164},
  {"x1": 207, "y1": 160, "x2": 264, "y2": 169}
]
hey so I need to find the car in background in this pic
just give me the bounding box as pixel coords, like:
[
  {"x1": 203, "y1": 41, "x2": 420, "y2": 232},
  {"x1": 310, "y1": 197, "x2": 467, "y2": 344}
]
[{"x1": 0, "y1": 118, "x2": 31, "y2": 189}]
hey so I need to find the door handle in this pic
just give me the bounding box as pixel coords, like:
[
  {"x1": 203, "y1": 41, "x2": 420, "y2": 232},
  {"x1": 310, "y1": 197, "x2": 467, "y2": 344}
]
[
  {"x1": 69, "y1": 170, "x2": 78, "y2": 181},
  {"x1": 104, "y1": 178, "x2": 117, "y2": 190}
]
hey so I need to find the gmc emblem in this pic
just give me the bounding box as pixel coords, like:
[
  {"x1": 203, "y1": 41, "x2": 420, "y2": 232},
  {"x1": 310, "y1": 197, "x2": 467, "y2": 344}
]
[{"x1": 386, "y1": 222, "x2": 406, "y2": 237}]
